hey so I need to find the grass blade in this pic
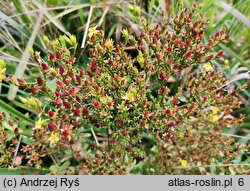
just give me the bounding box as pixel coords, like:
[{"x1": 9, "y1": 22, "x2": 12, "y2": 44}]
[
  {"x1": 0, "y1": 99, "x2": 35, "y2": 125},
  {"x1": 7, "y1": 6, "x2": 44, "y2": 101}
]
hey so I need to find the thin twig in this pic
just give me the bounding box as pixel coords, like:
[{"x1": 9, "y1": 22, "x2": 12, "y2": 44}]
[
  {"x1": 91, "y1": 127, "x2": 100, "y2": 147},
  {"x1": 97, "y1": 7, "x2": 109, "y2": 27},
  {"x1": 221, "y1": 133, "x2": 250, "y2": 140},
  {"x1": 13, "y1": 135, "x2": 22, "y2": 162},
  {"x1": 81, "y1": 6, "x2": 94, "y2": 48}
]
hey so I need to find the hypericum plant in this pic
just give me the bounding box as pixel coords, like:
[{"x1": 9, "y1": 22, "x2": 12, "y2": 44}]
[{"x1": 1, "y1": 4, "x2": 249, "y2": 175}]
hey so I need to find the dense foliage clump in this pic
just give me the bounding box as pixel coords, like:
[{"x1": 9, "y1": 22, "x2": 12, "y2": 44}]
[{"x1": 0, "y1": 5, "x2": 249, "y2": 174}]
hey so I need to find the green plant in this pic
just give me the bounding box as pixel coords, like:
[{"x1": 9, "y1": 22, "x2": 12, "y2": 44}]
[{"x1": 0, "y1": 4, "x2": 249, "y2": 175}]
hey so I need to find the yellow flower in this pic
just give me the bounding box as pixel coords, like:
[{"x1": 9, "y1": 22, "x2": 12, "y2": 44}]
[
  {"x1": 212, "y1": 107, "x2": 219, "y2": 114},
  {"x1": 20, "y1": 97, "x2": 42, "y2": 110},
  {"x1": 100, "y1": 96, "x2": 113, "y2": 105},
  {"x1": 69, "y1": 35, "x2": 77, "y2": 47},
  {"x1": 212, "y1": 115, "x2": 219, "y2": 122},
  {"x1": 122, "y1": 29, "x2": 129, "y2": 40},
  {"x1": 203, "y1": 63, "x2": 213, "y2": 71},
  {"x1": 137, "y1": 51, "x2": 144, "y2": 65},
  {"x1": 122, "y1": 87, "x2": 137, "y2": 101},
  {"x1": 88, "y1": 26, "x2": 99, "y2": 38},
  {"x1": 34, "y1": 118, "x2": 45, "y2": 130},
  {"x1": 181, "y1": 160, "x2": 188, "y2": 167},
  {"x1": 104, "y1": 39, "x2": 114, "y2": 50},
  {"x1": 48, "y1": 132, "x2": 59, "y2": 145},
  {"x1": 178, "y1": 132, "x2": 184, "y2": 138}
]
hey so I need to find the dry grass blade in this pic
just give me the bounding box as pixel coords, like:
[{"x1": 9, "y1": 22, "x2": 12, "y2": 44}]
[{"x1": 7, "y1": 7, "x2": 45, "y2": 101}]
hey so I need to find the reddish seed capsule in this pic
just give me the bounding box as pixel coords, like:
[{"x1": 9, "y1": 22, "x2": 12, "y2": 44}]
[
  {"x1": 62, "y1": 129, "x2": 70, "y2": 137},
  {"x1": 168, "y1": 121, "x2": 175, "y2": 127},
  {"x1": 63, "y1": 101, "x2": 71, "y2": 109},
  {"x1": 93, "y1": 102, "x2": 101, "y2": 108},
  {"x1": 56, "y1": 51, "x2": 62, "y2": 60},
  {"x1": 140, "y1": 120, "x2": 146, "y2": 127},
  {"x1": 68, "y1": 88, "x2": 75, "y2": 95},
  {"x1": 56, "y1": 81, "x2": 64, "y2": 88},
  {"x1": 17, "y1": 78, "x2": 26, "y2": 85},
  {"x1": 49, "y1": 53, "x2": 56, "y2": 62},
  {"x1": 216, "y1": 50, "x2": 224, "y2": 58},
  {"x1": 144, "y1": 111, "x2": 150, "y2": 118},
  {"x1": 74, "y1": 108, "x2": 81, "y2": 116},
  {"x1": 54, "y1": 91, "x2": 61, "y2": 97},
  {"x1": 48, "y1": 110, "x2": 54, "y2": 117},
  {"x1": 89, "y1": 49, "x2": 94, "y2": 57},
  {"x1": 82, "y1": 108, "x2": 89, "y2": 116},
  {"x1": 165, "y1": 108, "x2": 171, "y2": 115},
  {"x1": 37, "y1": 77, "x2": 44, "y2": 86},
  {"x1": 53, "y1": 99, "x2": 62, "y2": 105},
  {"x1": 172, "y1": 97, "x2": 179, "y2": 105},
  {"x1": 41, "y1": 63, "x2": 49, "y2": 71},
  {"x1": 48, "y1": 123, "x2": 57, "y2": 132},
  {"x1": 166, "y1": 133, "x2": 173, "y2": 139},
  {"x1": 185, "y1": 51, "x2": 192, "y2": 59},
  {"x1": 193, "y1": 21, "x2": 199, "y2": 28},
  {"x1": 59, "y1": 65, "x2": 65, "y2": 75},
  {"x1": 14, "y1": 127, "x2": 19, "y2": 134},
  {"x1": 30, "y1": 87, "x2": 38, "y2": 94},
  {"x1": 114, "y1": 76, "x2": 120, "y2": 82},
  {"x1": 72, "y1": 121, "x2": 78, "y2": 127},
  {"x1": 109, "y1": 138, "x2": 116, "y2": 144}
]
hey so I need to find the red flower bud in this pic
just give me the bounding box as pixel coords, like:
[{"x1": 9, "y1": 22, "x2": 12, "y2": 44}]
[
  {"x1": 63, "y1": 101, "x2": 71, "y2": 109},
  {"x1": 93, "y1": 102, "x2": 101, "y2": 108},
  {"x1": 114, "y1": 76, "x2": 120, "y2": 82},
  {"x1": 37, "y1": 77, "x2": 44, "y2": 86},
  {"x1": 54, "y1": 99, "x2": 62, "y2": 105},
  {"x1": 193, "y1": 21, "x2": 199, "y2": 28},
  {"x1": 17, "y1": 78, "x2": 26, "y2": 86},
  {"x1": 48, "y1": 110, "x2": 54, "y2": 117},
  {"x1": 49, "y1": 53, "x2": 56, "y2": 62},
  {"x1": 166, "y1": 133, "x2": 173, "y2": 139},
  {"x1": 30, "y1": 87, "x2": 38, "y2": 94},
  {"x1": 68, "y1": 88, "x2": 75, "y2": 95},
  {"x1": 74, "y1": 108, "x2": 81, "y2": 116},
  {"x1": 56, "y1": 81, "x2": 64, "y2": 88},
  {"x1": 14, "y1": 127, "x2": 19, "y2": 134},
  {"x1": 82, "y1": 107, "x2": 89, "y2": 116},
  {"x1": 89, "y1": 49, "x2": 94, "y2": 57},
  {"x1": 56, "y1": 51, "x2": 62, "y2": 60},
  {"x1": 216, "y1": 50, "x2": 224, "y2": 58},
  {"x1": 206, "y1": 54, "x2": 214, "y2": 60},
  {"x1": 40, "y1": 63, "x2": 49, "y2": 71},
  {"x1": 168, "y1": 121, "x2": 175, "y2": 127},
  {"x1": 62, "y1": 129, "x2": 70, "y2": 137},
  {"x1": 72, "y1": 121, "x2": 78, "y2": 127},
  {"x1": 166, "y1": 108, "x2": 172, "y2": 115},
  {"x1": 54, "y1": 91, "x2": 61, "y2": 97},
  {"x1": 59, "y1": 65, "x2": 65, "y2": 75},
  {"x1": 144, "y1": 111, "x2": 150, "y2": 118},
  {"x1": 185, "y1": 51, "x2": 192, "y2": 59},
  {"x1": 109, "y1": 138, "x2": 116, "y2": 144},
  {"x1": 172, "y1": 97, "x2": 179, "y2": 105},
  {"x1": 140, "y1": 120, "x2": 146, "y2": 127},
  {"x1": 48, "y1": 123, "x2": 57, "y2": 132}
]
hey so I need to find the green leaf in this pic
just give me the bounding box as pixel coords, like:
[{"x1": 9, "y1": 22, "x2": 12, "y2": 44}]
[{"x1": 0, "y1": 99, "x2": 35, "y2": 125}]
